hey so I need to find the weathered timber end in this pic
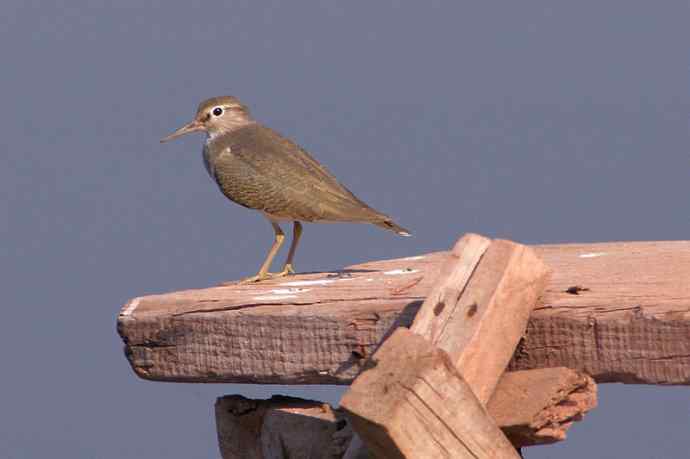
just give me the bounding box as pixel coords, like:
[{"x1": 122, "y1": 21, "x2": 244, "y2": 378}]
[
  {"x1": 118, "y1": 240, "x2": 690, "y2": 385},
  {"x1": 213, "y1": 367, "x2": 596, "y2": 458}
]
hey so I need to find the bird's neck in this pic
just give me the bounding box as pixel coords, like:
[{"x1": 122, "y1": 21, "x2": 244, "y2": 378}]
[{"x1": 207, "y1": 120, "x2": 257, "y2": 140}]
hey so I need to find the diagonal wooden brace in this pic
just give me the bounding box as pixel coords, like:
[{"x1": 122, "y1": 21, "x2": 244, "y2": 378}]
[{"x1": 340, "y1": 234, "x2": 552, "y2": 458}]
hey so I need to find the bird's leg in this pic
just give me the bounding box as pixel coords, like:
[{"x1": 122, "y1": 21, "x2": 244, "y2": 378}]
[
  {"x1": 240, "y1": 222, "x2": 286, "y2": 284},
  {"x1": 277, "y1": 221, "x2": 302, "y2": 276}
]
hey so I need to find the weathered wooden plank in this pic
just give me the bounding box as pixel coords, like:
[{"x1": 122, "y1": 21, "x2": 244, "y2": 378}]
[
  {"x1": 410, "y1": 233, "x2": 491, "y2": 339},
  {"x1": 214, "y1": 368, "x2": 596, "y2": 458},
  {"x1": 340, "y1": 329, "x2": 521, "y2": 458},
  {"x1": 341, "y1": 233, "x2": 492, "y2": 459},
  {"x1": 341, "y1": 236, "x2": 547, "y2": 457},
  {"x1": 118, "y1": 240, "x2": 690, "y2": 385},
  {"x1": 409, "y1": 236, "x2": 550, "y2": 403}
]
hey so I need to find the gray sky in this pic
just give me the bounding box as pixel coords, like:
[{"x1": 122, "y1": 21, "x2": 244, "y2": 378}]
[{"x1": 1, "y1": 1, "x2": 688, "y2": 457}]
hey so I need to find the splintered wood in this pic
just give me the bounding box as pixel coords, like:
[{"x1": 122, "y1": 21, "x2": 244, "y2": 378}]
[
  {"x1": 118, "y1": 240, "x2": 690, "y2": 386},
  {"x1": 340, "y1": 235, "x2": 551, "y2": 458},
  {"x1": 487, "y1": 367, "x2": 597, "y2": 446},
  {"x1": 214, "y1": 367, "x2": 596, "y2": 458}
]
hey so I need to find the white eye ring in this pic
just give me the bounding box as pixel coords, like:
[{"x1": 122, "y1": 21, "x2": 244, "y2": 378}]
[{"x1": 211, "y1": 106, "x2": 223, "y2": 117}]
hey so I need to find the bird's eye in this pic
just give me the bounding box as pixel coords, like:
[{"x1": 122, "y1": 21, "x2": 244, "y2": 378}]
[{"x1": 212, "y1": 107, "x2": 223, "y2": 117}]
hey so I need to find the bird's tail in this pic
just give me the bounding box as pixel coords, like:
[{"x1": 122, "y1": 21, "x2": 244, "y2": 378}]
[{"x1": 375, "y1": 219, "x2": 412, "y2": 237}]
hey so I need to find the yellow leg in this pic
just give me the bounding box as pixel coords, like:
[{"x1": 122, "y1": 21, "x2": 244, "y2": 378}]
[
  {"x1": 240, "y1": 221, "x2": 286, "y2": 284},
  {"x1": 279, "y1": 221, "x2": 302, "y2": 275}
]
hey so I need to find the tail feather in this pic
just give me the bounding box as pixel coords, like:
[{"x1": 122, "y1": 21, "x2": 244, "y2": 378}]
[{"x1": 375, "y1": 219, "x2": 412, "y2": 237}]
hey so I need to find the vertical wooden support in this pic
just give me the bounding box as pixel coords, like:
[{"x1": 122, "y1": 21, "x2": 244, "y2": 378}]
[{"x1": 340, "y1": 234, "x2": 551, "y2": 458}]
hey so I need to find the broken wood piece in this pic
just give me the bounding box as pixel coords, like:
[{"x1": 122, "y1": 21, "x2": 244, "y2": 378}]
[
  {"x1": 340, "y1": 328, "x2": 520, "y2": 458},
  {"x1": 213, "y1": 368, "x2": 596, "y2": 458},
  {"x1": 410, "y1": 235, "x2": 551, "y2": 403},
  {"x1": 118, "y1": 240, "x2": 690, "y2": 385},
  {"x1": 215, "y1": 395, "x2": 346, "y2": 459},
  {"x1": 488, "y1": 367, "x2": 597, "y2": 446}
]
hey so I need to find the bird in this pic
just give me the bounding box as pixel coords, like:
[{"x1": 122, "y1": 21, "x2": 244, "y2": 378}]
[{"x1": 161, "y1": 96, "x2": 410, "y2": 283}]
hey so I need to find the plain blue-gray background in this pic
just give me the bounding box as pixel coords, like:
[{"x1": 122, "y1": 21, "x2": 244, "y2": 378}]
[{"x1": 1, "y1": 1, "x2": 688, "y2": 457}]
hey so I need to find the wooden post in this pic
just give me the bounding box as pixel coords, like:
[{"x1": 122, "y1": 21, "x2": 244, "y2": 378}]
[{"x1": 340, "y1": 234, "x2": 551, "y2": 458}]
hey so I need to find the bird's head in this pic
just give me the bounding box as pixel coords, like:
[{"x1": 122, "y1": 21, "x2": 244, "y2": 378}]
[{"x1": 161, "y1": 96, "x2": 253, "y2": 143}]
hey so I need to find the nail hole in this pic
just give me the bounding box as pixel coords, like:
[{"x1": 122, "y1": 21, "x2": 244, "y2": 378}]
[
  {"x1": 434, "y1": 301, "x2": 445, "y2": 316},
  {"x1": 565, "y1": 285, "x2": 589, "y2": 295},
  {"x1": 467, "y1": 303, "x2": 478, "y2": 317}
]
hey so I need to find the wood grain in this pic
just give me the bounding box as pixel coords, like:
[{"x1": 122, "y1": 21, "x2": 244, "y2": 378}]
[
  {"x1": 214, "y1": 367, "x2": 596, "y2": 458},
  {"x1": 341, "y1": 328, "x2": 521, "y2": 458},
  {"x1": 118, "y1": 240, "x2": 690, "y2": 385},
  {"x1": 410, "y1": 236, "x2": 550, "y2": 403},
  {"x1": 410, "y1": 233, "x2": 491, "y2": 339},
  {"x1": 487, "y1": 367, "x2": 597, "y2": 446},
  {"x1": 341, "y1": 235, "x2": 546, "y2": 457}
]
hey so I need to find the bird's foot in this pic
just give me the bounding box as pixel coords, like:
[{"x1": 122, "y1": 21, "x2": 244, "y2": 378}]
[
  {"x1": 238, "y1": 273, "x2": 274, "y2": 284},
  {"x1": 238, "y1": 265, "x2": 296, "y2": 284}
]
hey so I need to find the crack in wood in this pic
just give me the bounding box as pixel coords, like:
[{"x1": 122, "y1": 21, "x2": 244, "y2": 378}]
[{"x1": 169, "y1": 296, "x2": 423, "y2": 317}]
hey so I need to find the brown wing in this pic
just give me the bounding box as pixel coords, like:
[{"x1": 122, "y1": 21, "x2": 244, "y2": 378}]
[{"x1": 210, "y1": 124, "x2": 391, "y2": 224}]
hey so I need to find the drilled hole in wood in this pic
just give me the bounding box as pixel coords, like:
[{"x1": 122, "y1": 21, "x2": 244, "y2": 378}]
[
  {"x1": 467, "y1": 302, "x2": 478, "y2": 317},
  {"x1": 565, "y1": 285, "x2": 590, "y2": 295},
  {"x1": 434, "y1": 301, "x2": 445, "y2": 316}
]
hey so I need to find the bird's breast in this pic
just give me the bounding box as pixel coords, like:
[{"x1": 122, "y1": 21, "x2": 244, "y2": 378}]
[
  {"x1": 202, "y1": 143, "x2": 215, "y2": 179},
  {"x1": 202, "y1": 142, "x2": 234, "y2": 181}
]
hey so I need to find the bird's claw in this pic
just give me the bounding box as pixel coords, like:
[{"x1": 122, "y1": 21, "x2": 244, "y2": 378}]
[{"x1": 238, "y1": 265, "x2": 297, "y2": 284}]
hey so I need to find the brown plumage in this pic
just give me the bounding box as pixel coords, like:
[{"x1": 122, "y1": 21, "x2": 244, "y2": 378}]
[{"x1": 161, "y1": 96, "x2": 410, "y2": 282}]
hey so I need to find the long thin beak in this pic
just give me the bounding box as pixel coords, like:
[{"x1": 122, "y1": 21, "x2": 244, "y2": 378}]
[{"x1": 160, "y1": 120, "x2": 205, "y2": 143}]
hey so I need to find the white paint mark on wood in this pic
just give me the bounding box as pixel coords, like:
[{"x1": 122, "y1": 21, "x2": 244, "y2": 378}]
[
  {"x1": 281, "y1": 279, "x2": 335, "y2": 287},
  {"x1": 580, "y1": 252, "x2": 607, "y2": 258},
  {"x1": 253, "y1": 295, "x2": 298, "y2": 301},
  {"x1": 271, "y1": 288, "x2": 310, "y2": 295},
  {"x1": 120, "y1": 297, "x2": 141, "y2": 317},
  {"x1": 383, "y1": 268, "x2": 419, "y2": 275}
]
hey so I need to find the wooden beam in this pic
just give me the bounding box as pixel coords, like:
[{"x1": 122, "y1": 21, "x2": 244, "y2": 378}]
[
  {"x1": 213, "y1": 368, "x2": 596, "y2": 457},
  {"x1": 118, "y1": 240, "x2": 690, "y2": 385},
  {"x1": 409, "y1": 235, "x2": 550, "y2": 403},
  {"x1": 340, "y1": 236, "x2": 548, "y2": 457},
  {"x1": 341, "y1": 329, "x2": 521, "y2": 458}
]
